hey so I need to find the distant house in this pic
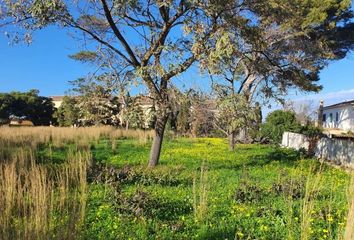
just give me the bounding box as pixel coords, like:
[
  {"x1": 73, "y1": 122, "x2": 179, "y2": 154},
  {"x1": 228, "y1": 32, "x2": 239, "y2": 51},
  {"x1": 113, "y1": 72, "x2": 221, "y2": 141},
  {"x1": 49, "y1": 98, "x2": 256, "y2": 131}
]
[
  {"x1": 135, "y1": 95, "x2": 154, "y2": 112},
  {"x1": 9, "y1": 119, "x2": 34, "y2": 127},
  {"x1": 50, "y1": 96, "x2": 64, "y2": 109},
  {"x1": 319, "y1": 100, "x2": 354, "y2": 132}
]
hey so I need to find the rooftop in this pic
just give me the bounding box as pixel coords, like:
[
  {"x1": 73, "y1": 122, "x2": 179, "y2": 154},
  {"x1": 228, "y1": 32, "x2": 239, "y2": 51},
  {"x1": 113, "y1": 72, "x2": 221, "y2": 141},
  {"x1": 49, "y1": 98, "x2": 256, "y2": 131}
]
[
  {"x1": 50, "y1": 96, "x2": 64, "y2": 101},
  {"x1": 323, "y1": 128, "x2": 354, "y2": 139},
  {"x1": 323, "y1": 100, "x2": 354, "y2": 110}
]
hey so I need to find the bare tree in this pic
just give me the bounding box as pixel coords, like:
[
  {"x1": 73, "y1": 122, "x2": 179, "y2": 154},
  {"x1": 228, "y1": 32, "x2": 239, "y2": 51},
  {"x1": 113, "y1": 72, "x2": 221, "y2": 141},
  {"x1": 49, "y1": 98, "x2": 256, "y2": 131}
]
[{"x1": 284, "y1": 100, "x2": 317, "y2": 125}]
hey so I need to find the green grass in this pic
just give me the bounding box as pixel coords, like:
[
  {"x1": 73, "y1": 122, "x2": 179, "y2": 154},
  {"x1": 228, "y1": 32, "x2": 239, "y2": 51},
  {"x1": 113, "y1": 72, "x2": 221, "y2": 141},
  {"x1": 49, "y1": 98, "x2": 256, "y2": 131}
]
[{"x1": 79, "y1": 138, "x2": 350, "y2": 240}]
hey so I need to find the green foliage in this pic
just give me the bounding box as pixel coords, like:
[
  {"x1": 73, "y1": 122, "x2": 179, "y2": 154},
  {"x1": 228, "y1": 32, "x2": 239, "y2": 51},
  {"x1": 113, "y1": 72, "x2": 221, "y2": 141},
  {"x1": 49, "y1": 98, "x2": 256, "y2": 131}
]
[
  {"x1": 68, "y1": 51, "x2": 99, "y2": 63},
  {"x1": 203, "y1": 0, "x2": 354, "y2": 101},
  {"x1": 54, "y1": 96, "x2": 79, "y2": 127},
  {"x1": 70, "y1": 76, "x2": 121, "y2": 126},
  {"x1": 299, "y1": 124, "x2": 324, "y2": 139},
  {"x1": 28, "y1": 0, "x2": 68, "y2": 27},
  {"x1": 0, "y1": 89, "x2": 54, "y2": 125},
  {"x1": 261, "y1": 110, "x2": 302, "y2": 144},
  {"x1": 120, "y1": 96, "x2": 145, "y2": 129},
  {"x1": 260, "y1": 108, "x2": 323, "y2": 145},
  {"x1": 1, "y1": 131, "x2": 351, "y2": 239},
  {"x1": 216, "y1": 94, "x2": 257, "y2": 135},
  {"x1": 82, "y1": 137, "x2": 349, "y2": 239}
]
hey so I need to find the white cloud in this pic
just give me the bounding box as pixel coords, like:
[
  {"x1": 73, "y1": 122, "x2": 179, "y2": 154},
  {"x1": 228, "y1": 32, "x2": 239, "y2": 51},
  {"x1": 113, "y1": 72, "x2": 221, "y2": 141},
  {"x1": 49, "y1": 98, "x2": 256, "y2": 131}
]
[{"x1": 292, "y1": 89, "x2": 354, "y2": 106}]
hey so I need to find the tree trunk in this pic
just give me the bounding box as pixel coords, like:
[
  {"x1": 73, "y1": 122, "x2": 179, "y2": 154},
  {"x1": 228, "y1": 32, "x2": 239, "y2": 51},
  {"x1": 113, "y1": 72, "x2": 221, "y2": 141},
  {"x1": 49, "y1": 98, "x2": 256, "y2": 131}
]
[
  {"x1": 169, "y1": 111, "x2": 178, "y2": 134},
  {"x1": 148, "y1": 115, "x2": 168, "y2": 167},
  {"x1": 228, "y1": 131, "x2": 236, "y2": 151}
]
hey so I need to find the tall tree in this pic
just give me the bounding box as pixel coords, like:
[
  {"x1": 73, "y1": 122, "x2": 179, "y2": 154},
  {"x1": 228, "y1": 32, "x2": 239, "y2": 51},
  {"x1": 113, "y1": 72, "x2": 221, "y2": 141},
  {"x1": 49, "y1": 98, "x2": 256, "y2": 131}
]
[
  {"x1": 54, "y1": 95, "x2": 79, "y2": 127},
  {"x1": 120, "y1": 95, "x2": 145, "y2": 129},
  {"x1": 0, "y1": 90, "x2": 55, "y2": 125},
  {"x1": 204, "y1": 0, "x2": 354, "y2": 103},
  {"x1": 189, "y1": 91, "x2": 216, "y2": 137},
  {"x1": 71, "y1": 75, "x2": 121, "y2": 126},
  {"x1": 1, "y1": 0, "x2": 224, "y2": 167},
  {"x1": 201, "y1": 0, "x2": 353, "y2": 146},
  {"x1": 214, "y1": 93, "x2": 257, "y2": 150}
]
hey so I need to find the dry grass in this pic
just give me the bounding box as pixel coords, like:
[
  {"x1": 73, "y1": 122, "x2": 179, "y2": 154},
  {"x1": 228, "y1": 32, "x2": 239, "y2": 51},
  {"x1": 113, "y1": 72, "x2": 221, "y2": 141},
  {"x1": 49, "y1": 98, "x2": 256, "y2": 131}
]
[
  {"x1": 1, "y1": 127, "x2": 354, "y2": 239},
  {"x1": 193, "y1": 161, "x2": 209, "y2": 222},
  {"x1": 0, "y1": 126, "x2": 154, "y2": 239},
  {"x1": 300, "y1": 164, "x2": 324, "y2": 240},
  {"x1": 0, "y1": 148, "x2": 90, "y2": 239},
  {"x1": 344, "y1": 173, "x2": 354, "y2": 240},
  {"x1": 0, "y1": 126, "x2": 154, "y2": 149}
]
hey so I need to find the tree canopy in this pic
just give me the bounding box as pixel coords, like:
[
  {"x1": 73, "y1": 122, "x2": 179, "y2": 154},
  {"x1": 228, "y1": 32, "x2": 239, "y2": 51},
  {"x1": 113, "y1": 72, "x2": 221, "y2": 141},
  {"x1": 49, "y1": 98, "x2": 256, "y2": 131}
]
[
  {"x1": 54, "y1": 96, "x2": 79, "y2": 127},
  {"x1": 261, "y1": 110, "x2": 301, "y2": 144},
  {"x1": 0, "y1": 90, "x2": 55, "y2": 125},
  {"x1": 202, "y1": 0, "x2": 354, "y2": 103},
  {"x1": 70, "y1": 75, "x2": 121, "y2": 126}
]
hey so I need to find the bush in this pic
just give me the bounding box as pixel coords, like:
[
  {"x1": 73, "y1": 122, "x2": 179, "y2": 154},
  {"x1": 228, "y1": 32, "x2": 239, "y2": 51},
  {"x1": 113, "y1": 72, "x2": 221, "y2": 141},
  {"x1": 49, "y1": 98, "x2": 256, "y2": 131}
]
[
  {"x1": 260, "y1": 110, "x2": 301, "y2": 144},
  {"x1": 298, "y1": 124, "x2": 323, "y2": 138}
]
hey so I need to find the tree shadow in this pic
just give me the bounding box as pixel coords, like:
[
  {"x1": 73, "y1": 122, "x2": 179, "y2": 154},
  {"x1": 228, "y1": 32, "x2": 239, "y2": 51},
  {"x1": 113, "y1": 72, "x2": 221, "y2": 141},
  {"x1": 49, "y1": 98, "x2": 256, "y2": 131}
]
[{"x1": 209, "y1": 147, "x2": 302, "y2": 171}]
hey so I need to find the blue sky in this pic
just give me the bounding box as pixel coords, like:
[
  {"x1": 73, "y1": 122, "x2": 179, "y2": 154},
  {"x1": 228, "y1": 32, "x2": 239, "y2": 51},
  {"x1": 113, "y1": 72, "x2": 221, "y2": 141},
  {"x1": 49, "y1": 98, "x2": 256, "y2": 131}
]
[{"x1": 1, "y1": 25, "x2": 354, "y2": 109}]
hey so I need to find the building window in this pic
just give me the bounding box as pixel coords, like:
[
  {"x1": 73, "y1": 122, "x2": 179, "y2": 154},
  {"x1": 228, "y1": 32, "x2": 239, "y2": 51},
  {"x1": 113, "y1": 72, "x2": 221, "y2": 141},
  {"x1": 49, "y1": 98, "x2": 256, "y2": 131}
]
[
  {"x1": 323, "y1": 114, "x2": 326, "y2": 122},
  {"x1": 336, "y1": 112, "x2": 339, "y2": 122},
  {"x1": 329, "y1": 113, "x2": 333, "y2": 122}
]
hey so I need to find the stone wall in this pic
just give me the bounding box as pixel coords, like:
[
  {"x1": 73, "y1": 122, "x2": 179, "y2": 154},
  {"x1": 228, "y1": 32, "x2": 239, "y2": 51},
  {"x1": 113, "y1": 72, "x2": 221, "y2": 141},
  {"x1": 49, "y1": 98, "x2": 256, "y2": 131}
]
[{"x1": 282, "y1": 131, "x2": 354, "y2": 168}]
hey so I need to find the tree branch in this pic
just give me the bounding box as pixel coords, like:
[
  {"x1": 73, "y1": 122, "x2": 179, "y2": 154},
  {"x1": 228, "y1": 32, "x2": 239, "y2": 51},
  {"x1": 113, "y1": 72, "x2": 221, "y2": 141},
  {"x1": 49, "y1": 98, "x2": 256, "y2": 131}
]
[
  {"x1": 141, "y1": 3, "x2": 189, "y2": 66},
  {"x1": 212, "y1": 117, "x2": 228, "y2": 136},
  {"x1": 67, "y1": 21, "x2": 134, "y2": 65},
  {"x1": 162, "y1": 55, "x2": 196, "y2": 81},
  {"x1": 124, "y1": 14, "x2": 162, "y2": 28},
  {"x1": 100, "y1": 0, "x2": 140, "y2": 66}
]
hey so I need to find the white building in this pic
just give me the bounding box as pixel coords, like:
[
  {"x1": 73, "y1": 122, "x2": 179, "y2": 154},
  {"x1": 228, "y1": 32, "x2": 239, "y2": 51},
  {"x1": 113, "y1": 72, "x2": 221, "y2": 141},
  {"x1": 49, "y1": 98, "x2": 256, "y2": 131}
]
[
  {"x1": 321, "y1": 100, "x2": 354, "y2": 131},
  {"x1": 50, "y1": 96, "x2": 64, "y2": 109}
]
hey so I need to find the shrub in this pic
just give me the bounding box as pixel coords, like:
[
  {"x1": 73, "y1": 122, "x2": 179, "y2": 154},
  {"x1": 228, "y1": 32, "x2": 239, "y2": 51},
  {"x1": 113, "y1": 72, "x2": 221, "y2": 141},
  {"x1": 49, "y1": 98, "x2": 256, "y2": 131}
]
[{"x1": 260, "y1": 110, "x2": 302, "y2": 144}]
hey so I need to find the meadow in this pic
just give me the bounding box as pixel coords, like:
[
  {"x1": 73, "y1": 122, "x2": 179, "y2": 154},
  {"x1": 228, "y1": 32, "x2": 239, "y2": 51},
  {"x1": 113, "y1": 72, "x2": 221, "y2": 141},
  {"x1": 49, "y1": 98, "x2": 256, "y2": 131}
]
[{"x1": 0, "y1": 127, "x2": 353, "y2": 240}]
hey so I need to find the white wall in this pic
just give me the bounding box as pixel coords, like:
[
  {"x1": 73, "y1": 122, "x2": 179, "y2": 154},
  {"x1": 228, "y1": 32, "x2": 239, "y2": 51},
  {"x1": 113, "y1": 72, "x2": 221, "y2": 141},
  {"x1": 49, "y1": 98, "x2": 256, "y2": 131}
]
[
  {"x1": 322, "y1": 105, "x2": 354, "y2": 131},
  {"x1": 53, "y1": 100, "x2": 62, "y2": 109},
  {"x1": 281, "y1": 132, "x2": 309, "y2": 150},
  {"x1": 282, "y1": 131, "x2": 354, "y2": 169},
  {"x1": 316, "y1": 138, "x2": 354, "y2": 168}
]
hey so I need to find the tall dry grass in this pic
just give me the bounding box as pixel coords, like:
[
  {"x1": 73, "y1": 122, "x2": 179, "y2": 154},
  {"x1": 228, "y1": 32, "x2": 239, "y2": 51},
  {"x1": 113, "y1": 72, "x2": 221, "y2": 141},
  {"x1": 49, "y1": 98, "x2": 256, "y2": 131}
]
[
  {"x1": 300, "y1": 164, "x2": 324, "y2": 240},
  {"x1": 0, "y1": 148, "x2": 90, "y2": 239},
  {"x1": 344, "y1": 173, "x2": 354, "y2": 240},
  {"x1": 193, "y1": 161, "x2": 209, "y2": 222},
  {"x1": 0, "y1": 127, "x2": 91, "y2": 239},
  {"x1": 0, "y1": 126, "x2": 154, "y2": 239},
  {"x1": 0, "y1": 126, "x2": 154, "y2": 149}
]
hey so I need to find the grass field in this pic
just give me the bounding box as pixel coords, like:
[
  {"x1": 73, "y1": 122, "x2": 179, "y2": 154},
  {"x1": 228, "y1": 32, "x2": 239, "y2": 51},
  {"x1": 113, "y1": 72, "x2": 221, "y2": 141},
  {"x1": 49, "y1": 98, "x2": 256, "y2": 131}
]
[{"x1": 0, "y1": 127, "x2": 353, "y2": 239}]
